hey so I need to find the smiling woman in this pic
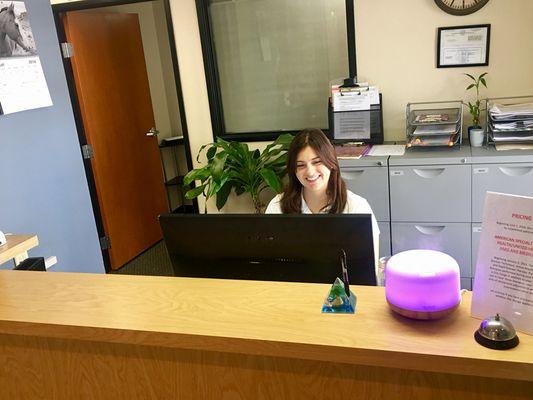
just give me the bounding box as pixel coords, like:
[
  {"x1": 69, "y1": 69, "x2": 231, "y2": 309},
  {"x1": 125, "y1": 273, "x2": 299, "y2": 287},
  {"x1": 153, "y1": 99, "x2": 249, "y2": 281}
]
[{"x1": 266, "y1": 128, "x2": 378, "y2": 219}]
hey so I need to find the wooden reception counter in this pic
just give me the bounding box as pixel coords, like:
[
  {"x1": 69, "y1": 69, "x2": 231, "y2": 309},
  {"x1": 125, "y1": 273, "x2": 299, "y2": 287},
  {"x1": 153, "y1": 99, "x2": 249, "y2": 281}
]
[{"x1": 0, "y1": 270, "x2": 531, "y2": 399}]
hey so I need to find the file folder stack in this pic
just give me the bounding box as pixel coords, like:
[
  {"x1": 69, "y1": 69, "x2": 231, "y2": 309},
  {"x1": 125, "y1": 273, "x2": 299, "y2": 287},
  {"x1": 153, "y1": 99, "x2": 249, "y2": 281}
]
[{"x1": 487, "y1": 98, "x2": 533, "y2": 146}]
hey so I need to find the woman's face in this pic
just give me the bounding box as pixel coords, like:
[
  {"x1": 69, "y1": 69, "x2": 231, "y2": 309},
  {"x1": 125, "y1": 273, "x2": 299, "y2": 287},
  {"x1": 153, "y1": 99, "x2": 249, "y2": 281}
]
[{"x1": 295, "y1": 146, "x2": 331, "y2": 194}]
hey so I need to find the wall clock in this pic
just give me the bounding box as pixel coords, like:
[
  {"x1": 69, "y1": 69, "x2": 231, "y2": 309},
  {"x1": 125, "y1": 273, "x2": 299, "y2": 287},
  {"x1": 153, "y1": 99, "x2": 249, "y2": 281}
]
[{"x1": 434, "y1": 0, "x2": 490, "y2": 16}]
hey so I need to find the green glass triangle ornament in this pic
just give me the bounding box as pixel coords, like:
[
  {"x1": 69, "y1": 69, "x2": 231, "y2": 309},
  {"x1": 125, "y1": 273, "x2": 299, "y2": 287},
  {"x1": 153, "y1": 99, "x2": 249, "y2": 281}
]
[{"x1": 322, "y1": 277, "x2": 356, "y2": 313}]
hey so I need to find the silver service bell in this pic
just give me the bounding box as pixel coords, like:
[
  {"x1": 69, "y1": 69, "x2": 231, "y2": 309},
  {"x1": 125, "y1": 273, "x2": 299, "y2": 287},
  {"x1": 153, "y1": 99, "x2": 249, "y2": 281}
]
[{"x1": 474, "y1": 313, "x2": 519, "y2": 350}]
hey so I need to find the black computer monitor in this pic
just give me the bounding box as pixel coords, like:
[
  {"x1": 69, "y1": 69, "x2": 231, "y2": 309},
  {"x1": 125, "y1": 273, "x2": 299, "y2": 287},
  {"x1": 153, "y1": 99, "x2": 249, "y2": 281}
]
[{"x1": 159, "y1": 214, "x2": 376, "y2": 286}]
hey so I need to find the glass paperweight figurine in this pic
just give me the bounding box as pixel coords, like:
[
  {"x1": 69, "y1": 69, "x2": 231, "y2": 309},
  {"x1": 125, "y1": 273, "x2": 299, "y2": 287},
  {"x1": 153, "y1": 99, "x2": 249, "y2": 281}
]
[{"x1": 322, "y1": 277, "x2": 356, "y2": 314}]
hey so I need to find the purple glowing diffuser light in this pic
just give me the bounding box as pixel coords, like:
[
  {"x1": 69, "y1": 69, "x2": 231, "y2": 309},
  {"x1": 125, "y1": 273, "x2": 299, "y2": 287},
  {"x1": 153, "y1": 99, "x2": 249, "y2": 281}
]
[{"x1": 385, "y1": 250, "x2": 461, "y2": 320}]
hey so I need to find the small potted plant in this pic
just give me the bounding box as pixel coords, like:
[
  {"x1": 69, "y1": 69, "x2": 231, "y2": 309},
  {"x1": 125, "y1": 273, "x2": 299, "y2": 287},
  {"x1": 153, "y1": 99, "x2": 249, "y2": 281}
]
[
  {"x1": 464, "y1": 72, "x2": 487, "y2": 147},
  {"x1": 183, "y1": 134, "x2": 293, "y2": 213}
]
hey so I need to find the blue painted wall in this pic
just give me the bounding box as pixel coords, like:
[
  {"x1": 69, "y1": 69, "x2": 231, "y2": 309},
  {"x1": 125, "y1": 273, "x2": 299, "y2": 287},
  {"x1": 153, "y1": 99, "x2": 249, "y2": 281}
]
[{"x1": 0, "y1": 0, "x2": 104, "y2": 273}]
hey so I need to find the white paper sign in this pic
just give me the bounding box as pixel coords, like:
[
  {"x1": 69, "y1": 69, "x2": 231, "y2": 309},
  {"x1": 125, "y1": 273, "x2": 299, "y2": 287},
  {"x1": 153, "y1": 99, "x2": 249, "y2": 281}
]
[
  {"x1": 332, "y1": 88, "x2": 371, "y2": 112},
  {"x1": 471, "y1": 192, "x2": 533, "y2": 335},
  {"x1": 0, "y1": 1, "x2": 52, "y2": 115}
]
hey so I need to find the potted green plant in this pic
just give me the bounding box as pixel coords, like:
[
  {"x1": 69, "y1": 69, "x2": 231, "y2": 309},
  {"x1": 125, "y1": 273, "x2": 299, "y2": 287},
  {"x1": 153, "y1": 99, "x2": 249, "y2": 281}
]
[
  {"x1": 183, "y1": 134, "x2": 293, "y2": 213},
  {"x1": 464, "y1": 72, "x2": 487, "y2": 147}
]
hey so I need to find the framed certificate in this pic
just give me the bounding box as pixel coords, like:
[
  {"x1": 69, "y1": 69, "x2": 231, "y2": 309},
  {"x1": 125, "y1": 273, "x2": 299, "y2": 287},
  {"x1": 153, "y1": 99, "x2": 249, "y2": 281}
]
[{"x1": 437, "y1": 24, "x2": 490, "y2": 68}]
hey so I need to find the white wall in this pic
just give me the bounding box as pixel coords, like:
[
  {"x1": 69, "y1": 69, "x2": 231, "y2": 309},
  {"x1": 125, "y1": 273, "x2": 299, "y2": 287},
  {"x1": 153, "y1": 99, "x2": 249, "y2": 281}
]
[
  {"x1": 52, "y1": 0, "x2": 533, "y2": 212},
  {"x1": 169, "y1": 0, "x2": 533, "y2": 212},
  {"x1": 355, "y1": 0, "x2": 533, "y2": 139},
  {"x1": 167, "y1": 0, "x2": 533, "y2": 143},
  {"x1": 152, "y1": 0, "x2": 182, "y2": 139}
]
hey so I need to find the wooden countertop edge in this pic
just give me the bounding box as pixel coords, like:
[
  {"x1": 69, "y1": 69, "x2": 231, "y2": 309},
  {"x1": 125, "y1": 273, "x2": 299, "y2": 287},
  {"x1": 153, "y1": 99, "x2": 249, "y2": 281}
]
[{"x1": 0, "y1": 319, "x2": 531, "y2": 382}]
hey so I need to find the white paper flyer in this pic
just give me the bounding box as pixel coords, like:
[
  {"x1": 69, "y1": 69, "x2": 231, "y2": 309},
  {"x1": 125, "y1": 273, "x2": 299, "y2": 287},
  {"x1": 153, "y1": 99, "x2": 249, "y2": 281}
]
[
  {"x1": 0, "y1": 1, "x2": 52, "y2": 116},
  {"x1": 471, "y1": 192, "x2": 533, "y2": 335}
]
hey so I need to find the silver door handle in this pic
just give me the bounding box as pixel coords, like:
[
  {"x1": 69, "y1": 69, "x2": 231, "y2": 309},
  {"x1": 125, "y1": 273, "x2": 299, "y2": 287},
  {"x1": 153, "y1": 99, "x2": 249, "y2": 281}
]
[{"x1": 146, "y1": 127, "x2": 159, "y2": 137}]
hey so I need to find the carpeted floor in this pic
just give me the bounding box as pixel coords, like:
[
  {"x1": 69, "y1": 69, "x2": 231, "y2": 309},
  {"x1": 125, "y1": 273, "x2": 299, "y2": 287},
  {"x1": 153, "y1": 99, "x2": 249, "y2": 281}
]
[{"x1": 110, "y1": 240, "x2": 174, "y2": 276}]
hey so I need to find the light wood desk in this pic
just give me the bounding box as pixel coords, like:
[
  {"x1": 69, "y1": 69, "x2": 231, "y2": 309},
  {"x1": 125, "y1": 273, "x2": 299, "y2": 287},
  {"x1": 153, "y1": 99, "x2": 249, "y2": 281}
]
[
  {"x1": 0, "y1": 271, "x2": 531, "y2": 399},
  {"x1": 0, "y1": 234, "x2": 38, "y2": 266}
]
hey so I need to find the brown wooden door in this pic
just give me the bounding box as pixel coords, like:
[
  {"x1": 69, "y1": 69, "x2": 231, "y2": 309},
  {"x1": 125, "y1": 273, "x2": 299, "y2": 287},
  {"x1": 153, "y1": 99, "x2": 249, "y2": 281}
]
[{"x1": 62, "y1": 11, "x2": 169, "y2": 270}]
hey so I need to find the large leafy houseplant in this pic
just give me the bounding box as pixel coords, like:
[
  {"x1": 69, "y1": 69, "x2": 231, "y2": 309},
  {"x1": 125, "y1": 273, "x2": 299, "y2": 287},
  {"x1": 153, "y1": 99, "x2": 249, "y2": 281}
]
[
  {"x1": 183, "y1": 134, "x2": 293, "y2": 213},
  {"x1": 464, "y1": 72, "x2": 487, "y2": 128}
]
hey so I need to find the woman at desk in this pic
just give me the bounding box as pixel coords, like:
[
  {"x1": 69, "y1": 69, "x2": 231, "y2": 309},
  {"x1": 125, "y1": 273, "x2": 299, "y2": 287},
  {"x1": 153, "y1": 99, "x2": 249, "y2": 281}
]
[{"x1": 266, "y1": 128, "x2": 380, "y2": 266}]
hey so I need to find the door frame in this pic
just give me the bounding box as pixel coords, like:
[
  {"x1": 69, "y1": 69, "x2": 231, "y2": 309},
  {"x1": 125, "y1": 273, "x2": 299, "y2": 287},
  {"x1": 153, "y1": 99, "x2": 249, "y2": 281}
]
[{"x1": 52, "y1": 0, "x2": 198, "y2": 272}]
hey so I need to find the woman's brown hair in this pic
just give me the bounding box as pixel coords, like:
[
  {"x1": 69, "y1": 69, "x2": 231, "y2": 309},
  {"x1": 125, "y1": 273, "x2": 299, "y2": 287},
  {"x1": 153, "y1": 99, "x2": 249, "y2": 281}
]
[{"x1": 280, "y1": 128, "x2": 347, "y2": 213}]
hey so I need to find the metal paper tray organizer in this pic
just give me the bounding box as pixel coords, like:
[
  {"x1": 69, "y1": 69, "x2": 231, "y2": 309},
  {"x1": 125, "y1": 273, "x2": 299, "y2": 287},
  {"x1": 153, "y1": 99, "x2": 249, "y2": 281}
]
[
  {"x1": 486, "y1": 95, "x2": 533, "y2": 146},
  {"x1": 405, "y1": 100, "x2": 463, "y2": 148}
]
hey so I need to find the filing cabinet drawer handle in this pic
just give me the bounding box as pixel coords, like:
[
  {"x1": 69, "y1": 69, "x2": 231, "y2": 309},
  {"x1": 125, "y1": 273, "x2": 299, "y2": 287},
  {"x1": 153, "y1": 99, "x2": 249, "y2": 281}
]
[
  {"x1": 413, "y1": 168, "x2": 445, "y2": 178},
  {"x1": 414, "y1": 225, "x2": 446, "y2": 235},
  {"x1": 498, "y1": 166, "x2": 533, "y2": 177},
  {"x1": 342, "y1": 170, "x2": 364, "y2": 179}
]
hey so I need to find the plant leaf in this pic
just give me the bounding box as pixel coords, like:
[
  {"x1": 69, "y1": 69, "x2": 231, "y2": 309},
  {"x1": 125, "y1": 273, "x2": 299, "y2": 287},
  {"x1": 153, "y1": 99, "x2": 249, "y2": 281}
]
[
  {"x1": 260, "y1": 168, "x2": 283, "y2": 193},
  {"x1": 263, "y1": 155, "x2": 287, "y2": 172},
  {"x1": 183, "y1": 165, "x2": 210, "y2": 185},
  {"x1": 275, "y1": 133, "x2": 294, "y2": 146},
  {"x1": 188, "y1": 133, "x2": 292, "y2": 208},
  {"x1": 464, "y1": 73, "x2": 476, "y2": 81},
  {"x1": 466, "y1": 83, "x2": 475, "y2": 91},
  {"x1": 206, "y1": 145, "x2": 217, "y2": 160},
  {"x1": 215, "y1": 180, "x2": 233, "y2": 210},
  {"x1": 215, "y1": 138, "x2": 242, "y2": 163},
  {"x1": 480, "y1": 77, "x2": 487, "y2": 88},
  {"x1": 260, "y1": 147, "x2": 287, "y2": 163},
  {"x1": 228, "y1": 141, "x2": 248, "y2": 165},
  {"x1": 185, "y1": 184, "x2": 206, "y2": 200},
  {"x1": 196, "y1": 143, "x2": 213, "y2": 162},
  {"x1": 211, "y1": 152, "x2": 228, "y2": 184},
  {"x1": 205, "y1": 181, "x2": 218, "y2": 199},
  {"x1": 263, "y1": 133, "x2": 293, "y2": 154}
]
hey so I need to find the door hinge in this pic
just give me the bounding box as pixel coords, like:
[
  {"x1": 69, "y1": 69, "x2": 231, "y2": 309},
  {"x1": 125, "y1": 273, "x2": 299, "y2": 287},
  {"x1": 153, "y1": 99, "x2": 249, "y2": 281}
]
[
  {"x1": 61, "y1": 42, "x2": 74, "y2": 59},
  {"x1": 99, "y1": 236, "x2": 111, "y2": 250},
  {"x1": 81, "y1": 144, "x2": 94, "y2": 159}
]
